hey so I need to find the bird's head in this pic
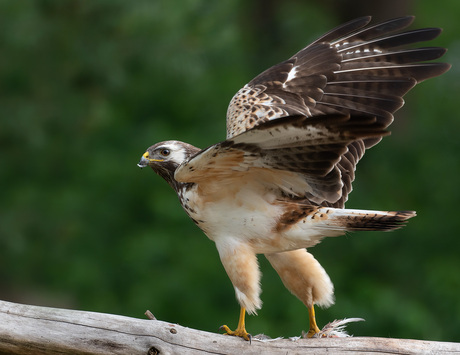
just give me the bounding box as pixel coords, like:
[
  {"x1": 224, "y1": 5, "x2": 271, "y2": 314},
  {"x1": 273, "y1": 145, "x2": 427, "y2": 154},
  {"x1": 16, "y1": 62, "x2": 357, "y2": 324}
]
[{"x1": 138, "y1": 140, "x2": 200, "y2": 188}]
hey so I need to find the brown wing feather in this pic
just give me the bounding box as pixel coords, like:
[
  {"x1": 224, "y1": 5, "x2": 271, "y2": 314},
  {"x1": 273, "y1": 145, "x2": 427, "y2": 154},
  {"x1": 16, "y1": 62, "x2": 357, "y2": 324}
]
[
  {"x1": 177, "y1": 114, "x2": 388, "y2": 205},
  {"x1": 226, "y1": 16, "x2": 449, "y2": 139},
  {"x1": 225, "y1": 16, "x2": 450, "y2": 207}
]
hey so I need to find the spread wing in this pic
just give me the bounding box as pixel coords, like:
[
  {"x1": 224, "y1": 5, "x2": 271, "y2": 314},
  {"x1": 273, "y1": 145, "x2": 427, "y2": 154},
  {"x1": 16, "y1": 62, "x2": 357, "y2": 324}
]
[
  {"x1": 175, "y1": 114, "x2": 388, "y2": 206},
  {"x1": 222, "y1": 16, "x2": 450, "y2": 206},
  {"x1": 227, "y1": 16, "x2": 449, "y2": 140}
]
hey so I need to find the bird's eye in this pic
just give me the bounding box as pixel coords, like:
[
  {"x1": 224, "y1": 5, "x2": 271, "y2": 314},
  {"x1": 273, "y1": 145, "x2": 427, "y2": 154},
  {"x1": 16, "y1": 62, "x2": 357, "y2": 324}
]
[{"x1": 160, "y1": 149, "x2": 170, "y2": 157}]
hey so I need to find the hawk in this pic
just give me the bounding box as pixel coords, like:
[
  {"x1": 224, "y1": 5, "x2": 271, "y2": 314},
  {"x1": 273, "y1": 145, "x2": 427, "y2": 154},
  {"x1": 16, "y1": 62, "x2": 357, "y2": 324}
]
[{"x1": 138, "y1": 16, "x2": 450, "y2": 340}]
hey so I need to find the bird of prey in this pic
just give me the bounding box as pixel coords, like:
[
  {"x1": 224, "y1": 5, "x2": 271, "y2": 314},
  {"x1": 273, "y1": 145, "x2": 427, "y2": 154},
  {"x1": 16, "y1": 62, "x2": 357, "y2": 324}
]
[{"x1": 138, "y1": 16, "x2": 450, "y2": 340}]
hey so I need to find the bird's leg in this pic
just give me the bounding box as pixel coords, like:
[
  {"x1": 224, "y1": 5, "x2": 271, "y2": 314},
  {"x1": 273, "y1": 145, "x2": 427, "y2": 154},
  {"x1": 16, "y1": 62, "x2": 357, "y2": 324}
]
[
  {"x1": 219, "y1": 307, "x2": 251, "y2": 341},
  {"x1": 306, "y1": 304, "x2": 321, "y2": 337}
]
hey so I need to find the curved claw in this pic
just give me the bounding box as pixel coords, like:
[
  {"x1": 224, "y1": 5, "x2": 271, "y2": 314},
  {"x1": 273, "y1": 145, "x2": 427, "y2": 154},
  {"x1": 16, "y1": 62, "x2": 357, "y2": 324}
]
[
  {"x1": 219, "y1": 307, "x2": 251, "y2": 342},
  {"x1": 306, "y1": 326, "x2": 321, "y2": 338},
  {"x1": 219, "y1": 324, "x2": 251, "y2": 342}
]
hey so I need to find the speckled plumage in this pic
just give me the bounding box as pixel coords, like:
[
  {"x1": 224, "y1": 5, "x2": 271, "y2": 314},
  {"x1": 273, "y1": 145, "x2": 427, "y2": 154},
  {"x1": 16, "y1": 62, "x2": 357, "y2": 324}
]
[{"x1": 138, "y1": 16, "x2": 450, "y2": 336}]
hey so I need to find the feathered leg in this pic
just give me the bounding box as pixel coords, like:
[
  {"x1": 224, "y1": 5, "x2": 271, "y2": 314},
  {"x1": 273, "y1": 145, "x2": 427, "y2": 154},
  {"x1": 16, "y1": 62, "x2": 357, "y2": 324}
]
[
  {"x1": 265, "y1": 249, "x2": 334, "y2": 337},
  {"x1": 216, "y1": 241, "x2": 261, "y2": 341}
]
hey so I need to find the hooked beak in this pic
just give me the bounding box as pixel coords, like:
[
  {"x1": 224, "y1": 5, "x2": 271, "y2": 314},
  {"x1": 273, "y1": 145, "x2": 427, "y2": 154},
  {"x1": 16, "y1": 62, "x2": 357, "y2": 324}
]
[
  {"x1": 137, "y1": 151, "x2": 164, "y2": 168},
  {"x1": 137, "y1": 155, "x2": 150, "y2": 168}
]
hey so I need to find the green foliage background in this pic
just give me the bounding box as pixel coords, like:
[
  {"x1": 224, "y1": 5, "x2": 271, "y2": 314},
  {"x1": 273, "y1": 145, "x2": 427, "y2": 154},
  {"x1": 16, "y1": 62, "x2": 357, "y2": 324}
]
[{"x1": 1, "y1": 0, "x2": 459, "y2": 342}]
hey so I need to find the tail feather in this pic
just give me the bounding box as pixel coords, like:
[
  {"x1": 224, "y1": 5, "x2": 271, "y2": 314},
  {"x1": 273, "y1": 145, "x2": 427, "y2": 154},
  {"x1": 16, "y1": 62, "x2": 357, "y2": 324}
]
[
  {"x1": 315, "y1": 208, "x2": 416, "y2": 232},
  {"x1": 273, "y1": 204, "x2": 415, "y2": 251}
]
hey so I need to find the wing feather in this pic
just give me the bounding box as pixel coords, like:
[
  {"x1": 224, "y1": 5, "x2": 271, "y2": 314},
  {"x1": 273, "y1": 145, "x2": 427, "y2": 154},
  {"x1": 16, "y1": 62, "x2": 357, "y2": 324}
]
[
  {"x1": 225, "y1": 16, "x2": 450, "y2": 206},
  {"x1": 176, "y1": 114, "x2": 388, "y2": 205},
  {"x1": 226, "y1": 17, "x2": 449, "y2": 139}
]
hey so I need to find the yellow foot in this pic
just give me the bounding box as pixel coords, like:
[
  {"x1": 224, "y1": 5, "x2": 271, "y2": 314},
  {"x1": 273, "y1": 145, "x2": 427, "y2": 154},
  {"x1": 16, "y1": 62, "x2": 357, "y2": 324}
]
[
  {"x1": 306, "y1": 323, "x2": 321, "y2": 338},
  {"x1": 219, "y1": 307, "x2": 251, "y2": 341},
  {"x1": 219, "y1": 324, "x2": 251, "y2": 341},
  {"x1": 306, "y1": 304, "x2": 321, "y2": 338}
]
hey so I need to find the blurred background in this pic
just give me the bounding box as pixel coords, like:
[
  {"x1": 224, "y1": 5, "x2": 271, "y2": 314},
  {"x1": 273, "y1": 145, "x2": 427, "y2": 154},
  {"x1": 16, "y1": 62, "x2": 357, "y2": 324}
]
[{"x1": 1, "y1": 0, "x2": 459, "y2": 342}]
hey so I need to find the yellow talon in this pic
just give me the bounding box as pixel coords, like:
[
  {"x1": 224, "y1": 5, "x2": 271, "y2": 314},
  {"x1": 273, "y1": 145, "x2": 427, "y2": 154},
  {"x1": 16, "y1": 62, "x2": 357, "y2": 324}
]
[
  {"x1": 220, "y1": 307, "x2": 251, "y2": 341},
  {"x1": 306, "y1": 304, "x2": 321, "y2": 338}
]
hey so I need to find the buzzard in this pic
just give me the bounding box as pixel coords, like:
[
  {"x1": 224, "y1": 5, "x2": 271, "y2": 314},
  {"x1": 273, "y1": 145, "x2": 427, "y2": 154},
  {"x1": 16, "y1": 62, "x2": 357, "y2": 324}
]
[{"x1": 138, "y1": 16, "x2": 450, "y2": 340}]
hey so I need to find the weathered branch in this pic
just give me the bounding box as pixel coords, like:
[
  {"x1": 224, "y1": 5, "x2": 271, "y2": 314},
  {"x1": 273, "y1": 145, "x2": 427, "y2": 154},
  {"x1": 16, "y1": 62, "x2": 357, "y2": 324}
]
[{"x1": 0, "y1": 300, "x2": 458, "y2": 355}]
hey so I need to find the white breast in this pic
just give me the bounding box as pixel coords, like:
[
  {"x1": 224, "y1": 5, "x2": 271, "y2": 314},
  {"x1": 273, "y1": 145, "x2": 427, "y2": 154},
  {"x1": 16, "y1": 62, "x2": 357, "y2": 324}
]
[{"x1": 181, "y1": 182, "x2": 280, "y2": 243}]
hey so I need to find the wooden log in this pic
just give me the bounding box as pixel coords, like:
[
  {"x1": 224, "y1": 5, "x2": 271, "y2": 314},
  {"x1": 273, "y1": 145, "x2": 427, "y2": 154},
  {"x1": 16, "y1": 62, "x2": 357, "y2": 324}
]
[{"x1": 0, "y1": 299, "x2": 458, "y2": 355}]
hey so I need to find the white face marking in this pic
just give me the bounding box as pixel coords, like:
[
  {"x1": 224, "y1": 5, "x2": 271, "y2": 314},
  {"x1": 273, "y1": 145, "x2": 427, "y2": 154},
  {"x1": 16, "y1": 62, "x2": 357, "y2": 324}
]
[{"x1": 156, "y1": 142, "x2": 188, "y2": 165}]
